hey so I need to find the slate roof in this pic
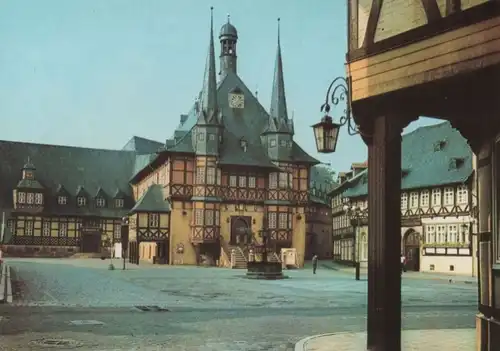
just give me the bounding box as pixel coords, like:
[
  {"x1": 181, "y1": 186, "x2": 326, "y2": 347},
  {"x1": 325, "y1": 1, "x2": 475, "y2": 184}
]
[
  {"x1": 309, "y1": 165, "x2": 338, "y2": 206},
  {"x1": 0, "y1": 140, "x2": 138, "y2": 218},
  {"x1": 335, "y1": 122, "x2": 473, "y2": 198},
  {"x1": 122, "y1": 136, "x2": 164, "y2": 154},
  {"x1": 130, "y1": 184, "x2": 171, "y2": 213}
]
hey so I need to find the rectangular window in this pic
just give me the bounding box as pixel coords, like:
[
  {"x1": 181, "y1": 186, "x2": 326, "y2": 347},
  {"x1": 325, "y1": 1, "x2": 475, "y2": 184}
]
[
  {"x1": 217, "y1": 169, "x2": 221, "y2": 185},
  {"x1": 278, "y1": 213, "x2": 288, "y2": 229},
  {"x1": 205, "y1": 210, "x2": 214, "y2": 225},
  {"x1": 195, "y1": 209, "x2": 204, "y2": 225},
  {"x1": 149, "y1": 213, "x2": 159, "y2": 227},
  {"x1": 27, "y1": 192, "x2": 34, "y2": 204},
  {"x1": 420, "y1": 190, "x2": 429, "y2": 207},
  {"x1": 198, "y1": 133, "x2": 205, "y2": 141},
  {"x1": 431, "y1": 189, "x2": 441, "y2": 206},
  {"x1": 409, "y1": 192, "x2": 419, "y2": 208},
  {"x1": 42, "y1": 221, "x2": 50, "y2": 237},
  {"x1": 268, "y1": 212, "x2": 277, "y2": 228},
  {"x1": 269, "y1": 173, "x2": 278, "y2": 189},
  {"x1": 58, "y1": 196, "x2": 67, "y2": 205},
  {"x1": 209, "y1": 134, "x2": 215, "y2": 141},
  {"x1": 59, "y1": 222, "x2": 68, "y2": 237},
  {"x1": 206, "y1": 168, "x2": 216, "y2": 184},
  {"x1": 77, "y1": 197, "x2": 86, "y2": 206},
  {"x1": 196, "y1": 167, "x2": 205, "y2": 184},
  {"x1": 229, "y1": 175, "x2": 237, "y2": 187},
  {"x1": 35, "y1": 193, "x2": 43, "y2": 205},
  {"x1": 25, "y1": 220, "x2": 34, "y2": 236},
  {"x1": 96, "y1": 198, "x2": 106, "y2": 207},
  {"x1": 114, "y1": 224, "x2": 121, "y2": 239},
  {"x1": 238, "y1": 176, "x2": 246, "y2": 188},
  {"x1": 18, "y1": 192, "x2": 26, "y2": 204},
  {"x1": 456, "y1": 185, "x2": 468, "y2": 204},
  {"x1": 278, "y1": 173, "x2": 289, "y2": 189},
  {"x1": 400, "y1": 193, "x2": 408, "y2": 210},
  {"x1": 444, "y1": 187, "x2": 454, "y2": 205},
  {"x1": 447, "y1": 224, "x2": 458, "y2": 243},
  {"x1": 436, "y1": 225, "x2": 447, "y2": 243},
  {"x1": 425, "y1": 225, "x2": 436, "y2": 244},
  {"x1": 115, "y1": 199, "x2": 124, "y2": 208},
  {"x1": 248, "y1": 176, "x2": 256, "y2": 188}
]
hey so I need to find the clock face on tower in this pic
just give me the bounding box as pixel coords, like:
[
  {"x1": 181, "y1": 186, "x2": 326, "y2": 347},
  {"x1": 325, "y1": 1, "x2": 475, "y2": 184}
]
[{"x1": 229, "y1": 93, "x2": 245, "y2": 109}]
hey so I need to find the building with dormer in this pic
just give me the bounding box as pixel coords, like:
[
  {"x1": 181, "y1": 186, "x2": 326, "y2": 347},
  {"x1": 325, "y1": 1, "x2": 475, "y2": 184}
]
[
  {"x1": 330, "y1": 122, "x2": 478, "y2": 276},
  {"x1": 0, "y1": 13, "x2": 329, "y2": 268}
]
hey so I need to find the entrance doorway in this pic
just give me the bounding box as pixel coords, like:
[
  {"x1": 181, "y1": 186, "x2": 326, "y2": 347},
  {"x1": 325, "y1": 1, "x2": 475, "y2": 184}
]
[
  {"x1": 154, "y1": 240, "x2": 169, "y2": 264},
  {"x1": 230, "y1": 216, "x2": 251, "y2": 246},
  {"x1": 81, "y1": 231, "x2": 101, "y2": 253},
  {"x1": 403, "y1": 229, "x2": 420, "y2": 271}
]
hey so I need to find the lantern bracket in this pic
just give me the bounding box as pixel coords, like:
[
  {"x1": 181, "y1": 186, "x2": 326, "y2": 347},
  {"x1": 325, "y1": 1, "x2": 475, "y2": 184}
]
[{"x1": 320, "y1": 76, "x2": 360, "y2": 136}]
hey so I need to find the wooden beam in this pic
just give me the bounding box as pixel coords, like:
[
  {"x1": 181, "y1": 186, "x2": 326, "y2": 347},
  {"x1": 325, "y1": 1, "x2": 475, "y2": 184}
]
[
  {"x1": 421, "y1": 0, "x2": 443, "y2": 22},
  {"x1": 363, "y1": 0, "x2": 384, "y2": 47}
]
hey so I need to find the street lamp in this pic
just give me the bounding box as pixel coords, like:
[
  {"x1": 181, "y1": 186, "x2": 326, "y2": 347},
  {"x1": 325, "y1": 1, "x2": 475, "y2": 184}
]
[
  {"x1": 343, "y1": 204, "x2": 363, "y2": 281},
  {"x1": 121, "y1": 216, "x2": 129, "y2": 270},
  {"x1": 312, "y1": 77, "x2": 360, "y2": 154}
]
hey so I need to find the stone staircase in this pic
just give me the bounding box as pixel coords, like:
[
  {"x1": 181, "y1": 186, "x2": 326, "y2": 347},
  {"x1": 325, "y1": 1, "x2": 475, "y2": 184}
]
[{"x1": 228, "y1": 245, "x2": 248, "y2": 269}]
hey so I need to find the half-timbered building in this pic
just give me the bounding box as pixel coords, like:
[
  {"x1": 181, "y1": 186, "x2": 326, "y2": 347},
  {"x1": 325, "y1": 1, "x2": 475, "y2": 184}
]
[
  {"x1": 0, "y1": 13, "x2": 323, "y2": 267},
  {"x1": 331, "y1": 122, "x2": 478, "y2": 275}
]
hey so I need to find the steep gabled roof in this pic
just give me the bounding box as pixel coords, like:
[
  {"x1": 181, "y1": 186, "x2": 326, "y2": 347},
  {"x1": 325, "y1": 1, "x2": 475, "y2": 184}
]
[
  {"x1": 340, "y1": 122, "x2": 473, "y2": 198},
  {"x1": 122, "y1": 136, "x2": 164, "y2": 154},
  {"x1": 130, "y1": 184, "x2": 171, "y2": 213}
]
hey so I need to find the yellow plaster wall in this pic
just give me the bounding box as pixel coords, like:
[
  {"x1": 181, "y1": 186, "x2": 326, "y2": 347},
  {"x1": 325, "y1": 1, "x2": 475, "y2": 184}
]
[
  {"x1": 292, "y1": 207, "x2": 307, "y2": 267},
  {"x1": 219, "y1": 205, "x2": 265, "y2": 244},
  {"x1": 139, "y1": 241, "x2": 156, "y2": 262},
  {"x1": 169, "y1": 201, "x2": 196, "y2": 265}
]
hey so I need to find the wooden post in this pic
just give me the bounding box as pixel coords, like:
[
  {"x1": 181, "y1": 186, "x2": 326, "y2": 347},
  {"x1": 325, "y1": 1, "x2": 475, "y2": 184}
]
[{"x1": 366, "y1": 115, "x2": 404, "y2": 350}]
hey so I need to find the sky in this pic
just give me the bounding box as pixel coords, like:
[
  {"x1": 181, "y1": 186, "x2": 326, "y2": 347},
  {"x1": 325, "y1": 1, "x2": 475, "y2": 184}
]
[{"x1": 0, "y1": 0, "x2": 441, "y2": 172}]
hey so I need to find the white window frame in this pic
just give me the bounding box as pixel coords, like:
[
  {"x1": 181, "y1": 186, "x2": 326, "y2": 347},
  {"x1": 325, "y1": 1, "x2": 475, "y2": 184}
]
[
  {"x1": 196, "y1": 167, "x2": 205, "y2": 184},
  {"x1": 115, "y1": 198, "x2": 124, "y2": 208},
  {"x1": 206, "y1": 168, "x2": 216, "y2": 184},
  {"x1": 25, "y1": 220, "x2": 34, "y2": 236},
  {"x1": 431, "y1": 188, "x2": 441, "y2": 206},
  {"x1": 205, "y1": 210, "x2": 214, "y2": 226},
  {"x1": 409, "y1": 192, "x2": 419, "y2": 209},
  {"x1": 59, "y1": 222, "x2": 68, "y2": 237},
  {"x1": 278, "y1": 213, "x2": 288, "y2": 229},
  {"x1": 35, "y1": 193, "x2": 43, "y2": 205},
  {"x1": 268, "y1": 212, "x2": 277, "y2": 228},
  {"x1": 426, "y1": 225, "x2": 436, "y2": 244},
  {"x1": 27, "y1": 192, "x2": 34, "y2": 204},
  {"x1": 278, "y1": 172, "x2": 289, "y2": 189},
  {"x1": 400, "y1": 193, "x2": 408, "y2": 210},
  {"x1": 217, "y1": 169, "x2": 221, "y2": 185},
  {"x1": 77, "y1": 197, "x2": 86, "y2": 207},
  {"x1": 18, "y1": 192, "x2": 26, "y2": 204},
  {"x1": 269, "y1": 173, "x2": 278, "y2": 189},
  {"x1": 238, "y1": 176, "x2": 246, "y2": 188},
  {"x1": 148, "y1": 213, "x2": 159, "y2": 227},
  {"x1": 436, "y1": 225, "x2": 447, "y2": 243},
  {"x1": 58, "y1": 196, "x2": 67, "y2": 205},
  {"x1": 456, "y1": 185, "x2": 468, "y2": 204},
  {"x1": 42, "y1": 221, "x2": 50, "y2": 236},
  {"x1": 447, "y1": 224, "x2": 458, "y2": 243},
  {"x1": 229, "y1": 175, "x2": 237, "y2": 187},
  {"x1": 248, "y1": 176, "x2": 256, "y2": 188},
  {"x1": 96, "y1": 197, "x2": 106, "y2": 208},
  {"x1": 114, "y1": 224, "x2": 121, "y2": 239},
  {"x1": 444, "y1": 187, "x2": 454, "y2": 206},
  {"x1": 195, "y1": 209, "x2": 204, "y2": 226},
  {"x1": 420, "y1": 190, "x2": 429, "y2": 207}
]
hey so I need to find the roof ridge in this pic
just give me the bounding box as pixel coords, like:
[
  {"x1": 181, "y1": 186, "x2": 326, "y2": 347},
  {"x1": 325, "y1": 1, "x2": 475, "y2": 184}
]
[{"x1": 0, "y1": 139, "x2": 136, "y2": 153}]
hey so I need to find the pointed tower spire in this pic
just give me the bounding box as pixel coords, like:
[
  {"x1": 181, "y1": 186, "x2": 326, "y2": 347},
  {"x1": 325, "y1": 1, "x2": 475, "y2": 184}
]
[
  {"x1": 199, "y1": 6, "x2": 219, "y2": 124},
  {"x1": 269, "y1": 18, "x2": 289, "y2": 129}
]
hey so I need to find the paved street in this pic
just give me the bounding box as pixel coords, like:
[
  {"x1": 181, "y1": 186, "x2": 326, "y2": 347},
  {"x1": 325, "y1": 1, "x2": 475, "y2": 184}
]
[{"x1": 0, "y1": 258, "x2": 478, "y2": 350}]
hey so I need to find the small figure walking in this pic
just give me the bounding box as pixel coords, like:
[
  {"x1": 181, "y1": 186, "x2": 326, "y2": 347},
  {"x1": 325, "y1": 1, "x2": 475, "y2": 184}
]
[{"x1": 312, "y1": 254, "x2": 318, "y2": 274}]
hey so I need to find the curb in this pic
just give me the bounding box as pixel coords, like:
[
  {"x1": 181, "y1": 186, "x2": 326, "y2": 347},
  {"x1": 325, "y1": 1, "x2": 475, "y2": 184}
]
[{"x1": 294, "y1": 332, "x2": 345, "y2": 351}]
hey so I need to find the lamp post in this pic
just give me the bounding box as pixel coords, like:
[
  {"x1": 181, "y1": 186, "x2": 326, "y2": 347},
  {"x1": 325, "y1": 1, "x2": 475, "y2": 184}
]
[
  {"x1": 344, "y1": 204, "x2": 362, "y2": 281},
  {"x1": 121, "y1": 216, "x2": 129, "y2": 271}
]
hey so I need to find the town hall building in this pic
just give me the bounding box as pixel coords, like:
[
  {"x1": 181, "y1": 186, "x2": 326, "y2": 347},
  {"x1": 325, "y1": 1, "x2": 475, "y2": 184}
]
[{"x1": 0, "y1": 12, "x2": 328, "y2": 268}]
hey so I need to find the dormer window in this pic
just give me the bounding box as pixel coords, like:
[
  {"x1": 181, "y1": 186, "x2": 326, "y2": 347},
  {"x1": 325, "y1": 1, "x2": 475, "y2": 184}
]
[
  {"x1": 18, "y1": 192, "x2": 26, "y2": 204},
  {"x1": 280, "y1": 140, "x2": 287, "y2": 147},
  {"x1": 77, "y1": 197, "x2": 86, "y2": 207},
  {"x1": 270, "y1": 139, "x2": 277, "y2": 147},
  {"x1": 96, "y1": 197, "x2": 106, "y2": 208},
  {"x1": 115, "y1": 199, "x2": 124, "y2": 208},
  {"x1": 240, "y1": 139, "x2": 248, "y2": 152},
  {"x1": 58, "y1": 196, "x2": 67, "y2": 205},
  {"x1": 434, "y1": 140, "x2": 447, "y2": 151}
]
